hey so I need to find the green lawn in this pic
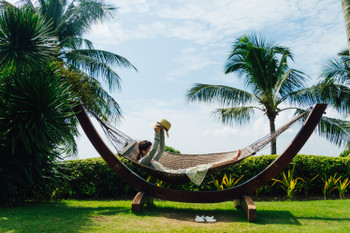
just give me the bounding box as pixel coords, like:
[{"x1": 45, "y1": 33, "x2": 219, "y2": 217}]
[{"x1": 1, "y1": 199, "x2": 350, "y2": 232}]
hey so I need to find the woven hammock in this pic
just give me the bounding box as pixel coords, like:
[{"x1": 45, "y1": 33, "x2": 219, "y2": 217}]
[{"x1": 93, "y1": 110, "x2": 307, "y2": 183}]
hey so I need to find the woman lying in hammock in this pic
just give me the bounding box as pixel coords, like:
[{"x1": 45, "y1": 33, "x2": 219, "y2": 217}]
[
  {"x1": 137, "y1": 119, "x2": 171, "y2": 166},
  {"x1": 135, "y1": 119, "x2": 244, "y2": 186}
]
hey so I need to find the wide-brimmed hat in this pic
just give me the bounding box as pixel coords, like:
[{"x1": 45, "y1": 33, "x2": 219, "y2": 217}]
[{"x1": 156, "y1": 118, "x2": 171, "y2": 137}]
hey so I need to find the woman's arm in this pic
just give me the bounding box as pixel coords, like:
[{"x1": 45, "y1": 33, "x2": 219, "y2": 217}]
[
  {"x1": 139, "y1": 133, "x2": 160, "y2": 165},
  {"x1": 153, "y1": 130, "x2": 165, "y2": 162}
]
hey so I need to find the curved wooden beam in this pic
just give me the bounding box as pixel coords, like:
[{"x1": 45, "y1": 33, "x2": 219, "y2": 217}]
[{"x1": 73, "y1": 103, "x2": 327, "y2": 203}]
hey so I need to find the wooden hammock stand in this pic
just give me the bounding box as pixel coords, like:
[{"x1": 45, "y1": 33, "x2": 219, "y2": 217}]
[{"x1": 73, "y1": 103, "x2": 327, "y2": 222}]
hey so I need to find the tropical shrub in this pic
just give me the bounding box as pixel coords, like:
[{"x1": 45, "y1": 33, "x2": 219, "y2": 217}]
[
  {"x1": 272, "y1": 165, "x2": 304, "y2": 200},
  {"x1": 49, "y1": 154, "x2": 350, "y2": 200},
  {"x1": 0, "y1": 4, "x2": 79, "y2": 206},
  {"x1": 322, "y1": 174, "x2": 341, "y2": 200},
  {"x1": 302, "y1": 174, "x2": 319, "y2": 197},
  {"x1": 336, "y1": 177, "x2": 350, "y2": 199},
  {"x1": 210, "y1": 174, "x2": 244, "y2": 190},
  {"x1": 0, "y1": 68, "x2": 78, "y2": 205}
]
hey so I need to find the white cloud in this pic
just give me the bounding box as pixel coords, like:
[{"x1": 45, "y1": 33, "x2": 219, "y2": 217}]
[
  {"x1": 165, "y1": 47, "x2": 219, "y2": 81},
  {"x1": 112, "y1": 0, "x2": 151, "y2": 14}
]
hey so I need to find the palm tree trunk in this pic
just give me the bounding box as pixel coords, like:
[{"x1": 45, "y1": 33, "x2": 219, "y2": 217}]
[
  {"x1": 341, "y1": 0, "x2": 350, "y2": 54},
  {"x1": 268, "y1": 116, "x2": 277, "y2": 154}
]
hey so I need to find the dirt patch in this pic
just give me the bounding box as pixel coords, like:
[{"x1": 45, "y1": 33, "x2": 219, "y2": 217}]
[{"x1": 91, "y1": 216, "x2": 112, "y2": 222}]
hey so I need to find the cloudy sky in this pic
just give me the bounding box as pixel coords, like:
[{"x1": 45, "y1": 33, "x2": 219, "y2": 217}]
[{"x1": 75, "y1": 0, "x2": 348, "y2": 159}]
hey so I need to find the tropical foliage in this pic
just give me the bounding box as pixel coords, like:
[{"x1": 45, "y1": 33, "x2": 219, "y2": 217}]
[
  {"x1": 0, "y1": 68, "x2": 78, "y2": 205},
  {"x1": 1, "y1": 0, "x2": 136, "y2": 119},
  {"x1": 272, "y1": 165, "x2": 304, "y2": 200},
  {"x1": 0, "y1": 0, "x2": 135, "y2": 205},
  {"x1": 341, "y1": 0, "x2": 350, "y2": 52},
  {"x1": 316, "y1": 50, "x2": 350, "y2": 152},
  {"x1": 0, "y1": 6, "x2": 57, "y2": 70},
  {"x1": 322, "y1": 174, "x2": 341, "y2": 200},
  {"x1": 187, "y1": 34, "x2": 350, "y2": 154},
  {"x1": 337, "y1": 177, "x2": 350, "y2": 199},
  {"x1": 210, "y1": 174, "x2": 244, "y2": 190},
  {"x1": 302, "y1": 174, "x2": 319, "y2": 197},
  {"x1": 33, "y1": 155, "x2": 350, "y2": 200},
  {"x1": 0, "y1": 6, "x2": 80, "y2": 205}
]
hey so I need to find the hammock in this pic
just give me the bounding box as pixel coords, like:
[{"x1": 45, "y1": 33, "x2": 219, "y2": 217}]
[
  {"x1": 73, "y1": 103, "x2": 326, "y2": 204},
  {"x1": 93, "y1": 109, "x2": 307, "y2": 184}
]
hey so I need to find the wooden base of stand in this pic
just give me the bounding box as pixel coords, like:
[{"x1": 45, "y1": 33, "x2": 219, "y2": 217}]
[
  {"x1": 132, "y1": 192, "x2": 256, "y2": 222},
  {"x1": 234, "y1": 195, "x2": 257, "y2": 222},
  {"x1": 131, "y1": 192, "x2": 154, "y2": 213}
]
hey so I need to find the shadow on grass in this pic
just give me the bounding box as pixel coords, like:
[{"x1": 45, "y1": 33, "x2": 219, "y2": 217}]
[
  {"x1": 136, "y1": 204, "x2": 301, "y2": 225},
  {"x1": 297, "y1": 216, "x2": 350, "y2": 221},
  {"x1": 0, "y1": 201, "x2": 130, "y2": 233}
]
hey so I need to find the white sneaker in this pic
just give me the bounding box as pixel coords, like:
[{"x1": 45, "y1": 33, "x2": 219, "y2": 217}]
[
  {"x1": 204, "y1": 216, "x2": 216, "y2": 223},
  {"x1": 195, "y1": 215, "x2": 205, "y2": 223}
]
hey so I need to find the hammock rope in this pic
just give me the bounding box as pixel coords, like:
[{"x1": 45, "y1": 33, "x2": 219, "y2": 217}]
[{"x1": 247, "y1": 111, "x2": 306, "y2": 153}]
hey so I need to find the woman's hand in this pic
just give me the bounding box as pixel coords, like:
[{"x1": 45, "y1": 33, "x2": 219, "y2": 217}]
[{"x1": 154, "y1": 125, "x2": 163, "y2": 133}]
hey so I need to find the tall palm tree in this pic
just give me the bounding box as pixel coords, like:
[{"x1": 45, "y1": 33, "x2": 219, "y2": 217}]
[
  {"x1": 341, "y1": 0, "x2": 350, "y2": 54},
  {"x1": 1, "y1": 0, "x2": 136, "y2": 119},
  {"x1": 187, "y1": 34, "x2": 350, "y2": 154}
]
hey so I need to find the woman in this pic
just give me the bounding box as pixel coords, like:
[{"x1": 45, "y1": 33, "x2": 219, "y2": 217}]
[{"x1": 137, "y1": 119, "x2": 171, "y2": 166}]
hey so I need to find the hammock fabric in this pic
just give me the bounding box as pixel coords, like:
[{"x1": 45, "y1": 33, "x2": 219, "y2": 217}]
[{"x1": 94, "y1": 108, "x2": 307, "y2": 184}]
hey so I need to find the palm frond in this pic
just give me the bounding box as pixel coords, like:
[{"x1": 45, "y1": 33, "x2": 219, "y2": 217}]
[
  {"x1": 57, "y1": 0, "x2": 115, "y2": 39},
  {"x1": 321, "y1": 54, "x2": 350, "y2": 85},
  {"x1": 211, "y1": 106, "x2": 261, "y2": 125},
  {"x1": 288, "y1": 82, "x2": 350, "y2": 114},
  {"x1": 224, "y1": 34, "x2": 300, "y2": 99},
  {"x1": 275, "y1": 69, "x2": 309, "y2": 99},
  {"x1": 59, "y1": 37, "x2": 94, "y2": 50},
  {"x1": 317, "y1": 116, "x2": 350, "y2": 147},
  {"x1": 186, "y1": 83, "x2": 256, "y2": 106},
  {"x1": 294, "y1": 107, "x2": 350, "y2": 147},
  {"x1": 59, "y1": 66, "x2": 122, "y2": 120},
  {"x1": 62, "y1": 50, "x2": 126, "y2": 90},
  {"x1": 68, "y1": 49, "x2": 137, "y2": 70},
  {"x1": 0, "y1": 0, "x2": 16, "y2": 9}
]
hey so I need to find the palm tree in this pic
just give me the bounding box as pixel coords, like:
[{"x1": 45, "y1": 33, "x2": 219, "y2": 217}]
[
  {"x1": 318, "y1": 49, "x2": 350, "y2": 153},
  {"x1": 187, "y1": 34, "x2": 350, "y2": 154},
  {"x1": 322, "y1": 49, "x2": 350, "y2": 86},
  {"x1": 341, "y1": 0, "x2": 350, "y2": 54},
  {"x1": 1, "y1": 0, "x2": 136, "y2": 119}
]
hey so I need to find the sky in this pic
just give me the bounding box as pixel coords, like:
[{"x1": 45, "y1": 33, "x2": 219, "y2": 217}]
[{"x1": 73, "y1": 0, "x2": 348, "y2": 159}]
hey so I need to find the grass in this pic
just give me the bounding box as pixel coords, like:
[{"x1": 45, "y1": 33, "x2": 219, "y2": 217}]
[{"x1": 0, "y1": 199, "x2": 350, "y2": 232}]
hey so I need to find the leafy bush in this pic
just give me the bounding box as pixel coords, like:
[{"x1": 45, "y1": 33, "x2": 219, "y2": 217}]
[
  {"x1": 165, "y1": 146, "x2": 180, "y2": 154},
  {"x1": 50, "y1": 154, "x2": 350, "y2": 200},
  {"x1": 54, "y1": 158, "x2": 137, "y2": 200},
  {"x1": 339, "y1": 148, "x2": 350, "y2": 157}
]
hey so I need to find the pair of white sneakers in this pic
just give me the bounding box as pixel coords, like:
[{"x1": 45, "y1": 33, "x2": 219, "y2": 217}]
[{"x1": 195, "y1": 215, "x2": 216, "y2": 223}]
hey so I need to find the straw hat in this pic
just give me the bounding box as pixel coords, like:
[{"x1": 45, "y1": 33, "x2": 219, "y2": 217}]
[{"x1": 156, "y1": 118, "x2": 171, "y2": 137}]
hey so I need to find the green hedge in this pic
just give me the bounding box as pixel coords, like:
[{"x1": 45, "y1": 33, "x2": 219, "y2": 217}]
[{"x1": 52, "y1": 155, "x2": 350, "y2": 200}]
